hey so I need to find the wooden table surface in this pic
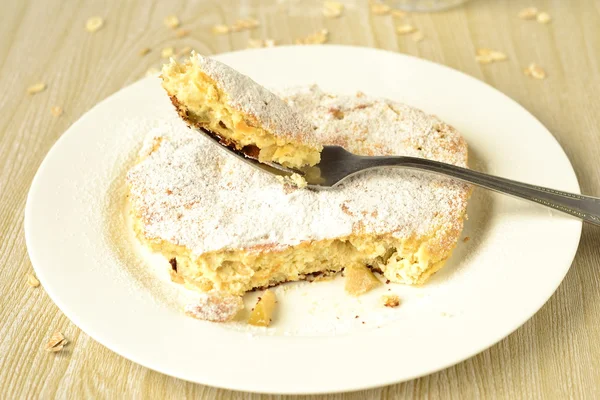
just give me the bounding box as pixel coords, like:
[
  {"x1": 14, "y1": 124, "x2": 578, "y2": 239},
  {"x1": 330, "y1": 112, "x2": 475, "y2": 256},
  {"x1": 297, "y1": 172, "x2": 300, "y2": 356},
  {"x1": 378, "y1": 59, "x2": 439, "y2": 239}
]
[{"x1": 2, "y1": 0, "x2": 600, "y2": 398}]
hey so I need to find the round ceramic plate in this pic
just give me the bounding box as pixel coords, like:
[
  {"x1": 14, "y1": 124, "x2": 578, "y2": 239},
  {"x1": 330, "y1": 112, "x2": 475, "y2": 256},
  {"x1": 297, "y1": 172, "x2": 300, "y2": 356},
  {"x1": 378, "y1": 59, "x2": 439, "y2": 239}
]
[{"x1": 25, "y1": 46, "x2": 581, "y2": 394}]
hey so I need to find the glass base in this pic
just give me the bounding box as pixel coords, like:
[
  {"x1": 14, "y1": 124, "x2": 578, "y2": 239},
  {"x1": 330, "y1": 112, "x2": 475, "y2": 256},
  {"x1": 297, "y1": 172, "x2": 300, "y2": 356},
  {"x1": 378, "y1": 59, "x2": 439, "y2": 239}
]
[{"x1": 388, "y1": 0, "x2": 469, "y2": 12}]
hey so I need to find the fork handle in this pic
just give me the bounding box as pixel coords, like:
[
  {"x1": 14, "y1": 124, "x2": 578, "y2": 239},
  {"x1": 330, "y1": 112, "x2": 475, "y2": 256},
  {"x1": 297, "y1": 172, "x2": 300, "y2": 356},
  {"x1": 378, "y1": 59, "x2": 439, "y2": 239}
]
[{"x1": 362, "y1": 156, "x2": 600, "y2": 226}]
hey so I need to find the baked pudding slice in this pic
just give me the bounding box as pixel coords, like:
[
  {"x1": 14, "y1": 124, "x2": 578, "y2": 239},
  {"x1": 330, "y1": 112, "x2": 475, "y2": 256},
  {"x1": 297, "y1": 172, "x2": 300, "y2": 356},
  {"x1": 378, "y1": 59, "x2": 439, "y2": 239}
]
[
  {"x1": 161, "y1": 53, "x2": 322, "y2": 168},
  {"x1": 127, "y1": 86, "x2": 471, "y2": 296}
]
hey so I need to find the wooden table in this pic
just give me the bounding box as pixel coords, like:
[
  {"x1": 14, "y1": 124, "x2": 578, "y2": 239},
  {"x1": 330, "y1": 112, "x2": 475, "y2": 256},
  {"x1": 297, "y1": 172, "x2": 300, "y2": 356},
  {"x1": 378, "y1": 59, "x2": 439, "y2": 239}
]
[{"x1": 2, "y1": 0, "x2": 599, "y2": 398}]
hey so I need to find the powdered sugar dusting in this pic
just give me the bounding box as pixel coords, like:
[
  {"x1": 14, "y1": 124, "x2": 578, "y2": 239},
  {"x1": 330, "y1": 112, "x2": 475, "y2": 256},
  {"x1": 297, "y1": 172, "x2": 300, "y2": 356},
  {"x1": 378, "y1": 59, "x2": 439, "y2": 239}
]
[
  {"x1": 185, "y1": 292, "x2": 244, "y2": 322},
  {"x1": 193, "y1": 54, "x2": 320, "y2": 147},
  {"x1": 126, "y1": 85, "x2": 470, "y2": 256},
  {"x1": 279, "y1": 85, "x2": 467, "y2": 166}
]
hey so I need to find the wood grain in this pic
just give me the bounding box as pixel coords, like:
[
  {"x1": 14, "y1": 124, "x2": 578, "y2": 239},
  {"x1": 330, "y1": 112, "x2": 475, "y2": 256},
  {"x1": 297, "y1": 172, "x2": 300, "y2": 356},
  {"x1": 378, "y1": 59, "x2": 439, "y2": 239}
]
[{"x1": 1, "y1": 0, "x2": 599, "y2": 398}]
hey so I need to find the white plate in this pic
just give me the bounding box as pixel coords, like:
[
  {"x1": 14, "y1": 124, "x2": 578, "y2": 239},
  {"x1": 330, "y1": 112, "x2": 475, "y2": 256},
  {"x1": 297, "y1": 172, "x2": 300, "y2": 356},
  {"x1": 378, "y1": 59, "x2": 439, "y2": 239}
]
[{"x1": 25, "y1": 46, "x2": 582, "y2": 394}]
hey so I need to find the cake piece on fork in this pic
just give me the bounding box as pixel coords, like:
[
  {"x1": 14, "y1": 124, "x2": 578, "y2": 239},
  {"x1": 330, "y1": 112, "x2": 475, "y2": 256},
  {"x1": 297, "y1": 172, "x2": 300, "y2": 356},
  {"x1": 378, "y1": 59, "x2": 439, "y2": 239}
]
[{"x1": 161, "y1": 53, "x2": 322, "y2": 168}]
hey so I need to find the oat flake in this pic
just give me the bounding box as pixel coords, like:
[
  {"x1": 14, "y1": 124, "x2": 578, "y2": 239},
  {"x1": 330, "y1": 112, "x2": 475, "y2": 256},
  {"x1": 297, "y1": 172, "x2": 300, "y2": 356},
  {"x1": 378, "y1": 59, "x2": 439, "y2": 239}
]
[
  {"x1": 50, "y1": 106, "x2": 63, "y2": 117},
  {"x1": 145, "y1": 67, "x2": 160, "y2": 77},
  {"x1": 27, "y1": 273, "x2": 40, "y2": 287},
  {"x1": 518, "y1": 7, "x2": 538, "y2": 20},
  {"x1": 411, "y1": 31, "x2": 425, "y2": 42},
  {"x1": 27, "y1": 83, "x2": 46, "y2": 94},
  {"x1": 164, "y1": 15, "x2": 180, "y2": 29},
  {"x1": 248, "y1": 38, "x2": 265, "y2": 48},
  {"x1": 45, "y1": 331, "x2": 68, "y2": 352},
  {"x1": 397, "y1": 24, "x2": 416, "y2": 34},
  {"x1": 295, "y1": 29, "x2": 329, "y2": 45},
  {"x1": 475, "y1": 48, "x2": 507, "y2": 63},
  {"x1": 323, "y1": 1, "x2": 344, "y2": 18},
  {"x1": 391, "y1": 9, "x2": 407, "y2": 18},
  {"x1": 537, "y1": 12, "x2": 551, "y2": 24},
  {"x1": 524, "y1": 63, "x2": 546, "y2": 79},
  {"x1": 212, "y1": 24, "x2": 230, "y2": 34},
  {"x1": 175, "y1": 29, "x2": 190, "y2": 38},
  {"x1": 175, "y1": 46, "x2": 192, "y2": 58},
  {"x1": 231, "y1": 18, "x2": 259, "y2": 32},
  {"x1": 371, "y1": 3, "x2": 391, "y2": 15},
  {"x1": 161, "y1": 47, "x2": 174, "y2": 58},
  {"x1": 85, "y1": 16, "x2": 104, "y2": 32}
]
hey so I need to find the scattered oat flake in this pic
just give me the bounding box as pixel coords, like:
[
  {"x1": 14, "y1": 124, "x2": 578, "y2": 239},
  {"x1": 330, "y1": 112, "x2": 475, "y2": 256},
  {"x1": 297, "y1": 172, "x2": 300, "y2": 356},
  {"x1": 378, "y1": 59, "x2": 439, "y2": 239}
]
[
  {"x1": 295, "y1": 29, "x2": 329, "y2": 45},
  {"x1": 145, "y1": 67, "x2": 160, "y2": 77},
  {"x1": 85, "y1": 16, "x2": 104, "y2": 33},
  {"x1": 476, "y1": 48, "x2": 507, "y2": 62},
  {"x1": 248, "y1": 38, "x2": 276, "y2": 49},
  {"x1": 45, "y1": 331, "x2": 68, "y2": 352},
  {"x1": 397, "y1": 24, "x2": 416, "y2": 34},
  {"x1": 248, "y1": 38, "x2": 265, "y2": 48},
  {"x1": 164, "y1": 15, "x2": 180, "y2": 29},
  {"x1": 48, "y1": 342, "x2": 67, "y2": 352},
  {"x1": 411, "y1": 31, "x2": 425, "y2": 42},
  {"x1": 537, "y1": 12, "x2": 551, "y2": 23},
  {"x1": 161, "y1": 47, "x2": 174, "y2": 58},
  {"x1": 139, "y1": 47, "x2": 151, "y2": 56},
  {"x1": 175, "y1": 46, "x2": 192, "y2": 58},
  {"x1": 518, "y1": 7, "x2": 538, "y2": 20},
  {"x1": 490, "y1": 50, "x2": 507, "y2": 61},
  {"x1": 50, "y1": 106, "x2": 63, "y2": 117},
  {"x1": 475, "y1": 55, "x2": 493, "y2": 64},
  {"x1": 525, "y1": 63, "x2": 546, "y2": 79},
  {"x1": 232, "y1": 18, "x2": 259, "y2": 32},
  {"x1": 463, "y1": 236, "x2": 471, "y2": 243},
  {"x1": 391, "y1": 9, "x2": 407, "y2": 18},
  {"x1": 27, "y1": 83, "x2": 46, "y2": 95},
  {"x1": 212, "y1": 24, "x2": 230, "y2": 34},
  {"x1": 46, "y1": 332, "x2": 64, "y2": 348},
  {"x1": 27, "y1": 273, "x2": 40, "y2": 287},
  {"x1": 323, "y1": 1, "x2": 344, "y2": 18},
  {"x1": 175, "y1": 29, "x2": 190, "y2": 38},
  {"x1": 371, "y1": 3, "x2": 391, "y2": 15},
  {"x1": 475, "y1": 48, "x2": 507, "y2": 64}
]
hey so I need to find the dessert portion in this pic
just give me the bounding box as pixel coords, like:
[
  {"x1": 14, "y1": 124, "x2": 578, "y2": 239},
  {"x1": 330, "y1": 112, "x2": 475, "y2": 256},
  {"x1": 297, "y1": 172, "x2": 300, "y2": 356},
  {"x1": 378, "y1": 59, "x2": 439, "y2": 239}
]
[
  {"x1": 127, "y1": 85, "x2": 471, "y2": 300},
  {"x1": 161, "y1": 53, "x2": 322, "y2": 168}
]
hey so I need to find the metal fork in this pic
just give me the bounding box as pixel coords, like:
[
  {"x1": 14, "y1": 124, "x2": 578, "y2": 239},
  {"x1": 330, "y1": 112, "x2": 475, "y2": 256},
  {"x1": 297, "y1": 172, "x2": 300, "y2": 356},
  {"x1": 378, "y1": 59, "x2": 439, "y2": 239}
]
[{"x1": 198, "y1": 128, "x2": 600, "y2": 226}]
